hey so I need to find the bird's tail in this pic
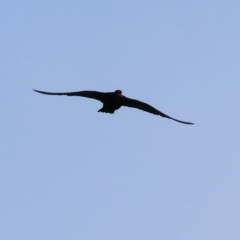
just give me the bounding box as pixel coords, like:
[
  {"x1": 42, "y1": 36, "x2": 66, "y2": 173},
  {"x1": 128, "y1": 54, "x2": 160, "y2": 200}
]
[{"x1": 98, "y1": 107, "x2": 115, "y2": 114}]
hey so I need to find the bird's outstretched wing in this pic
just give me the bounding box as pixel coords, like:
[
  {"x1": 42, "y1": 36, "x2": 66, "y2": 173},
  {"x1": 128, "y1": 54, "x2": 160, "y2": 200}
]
[
  {"x1": 121, "y1": 96, "x2": 194, "y2": 125},
  {"x1": 33, "y1": 89, "x2": 105, "y2": 102}
]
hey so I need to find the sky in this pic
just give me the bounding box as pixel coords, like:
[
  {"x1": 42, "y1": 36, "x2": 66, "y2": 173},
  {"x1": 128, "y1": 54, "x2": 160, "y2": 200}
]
[{"x1": 1, "y1": 1, "x2": 240, "y2": 239}]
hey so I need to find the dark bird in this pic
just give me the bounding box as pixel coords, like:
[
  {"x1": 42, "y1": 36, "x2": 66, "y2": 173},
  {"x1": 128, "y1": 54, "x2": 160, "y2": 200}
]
[{"x1": 33, "y1": 89, "x2": 194, "y2": 125}]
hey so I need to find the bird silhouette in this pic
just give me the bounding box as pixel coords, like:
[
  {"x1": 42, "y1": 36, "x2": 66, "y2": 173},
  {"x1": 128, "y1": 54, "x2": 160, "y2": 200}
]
[{"x1": 33, "y1": 89, "x2": 194, "y2": 125}]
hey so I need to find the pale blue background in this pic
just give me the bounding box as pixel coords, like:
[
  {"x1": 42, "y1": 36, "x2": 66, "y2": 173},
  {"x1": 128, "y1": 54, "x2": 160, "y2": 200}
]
[{"x1": 1, "y1": 1, "x2": 240, "y2": 239}]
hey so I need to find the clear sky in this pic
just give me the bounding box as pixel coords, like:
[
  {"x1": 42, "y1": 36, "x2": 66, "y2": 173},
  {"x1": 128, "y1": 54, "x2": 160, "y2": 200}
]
[{"x1": 1, "y1": 1, "x2": 240, "y2": 239}]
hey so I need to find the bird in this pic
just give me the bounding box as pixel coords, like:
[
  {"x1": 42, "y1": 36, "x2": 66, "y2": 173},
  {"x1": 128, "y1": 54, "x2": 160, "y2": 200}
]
[{"x1": 33, "y1": 89, "x2": 194, "y2": 125}]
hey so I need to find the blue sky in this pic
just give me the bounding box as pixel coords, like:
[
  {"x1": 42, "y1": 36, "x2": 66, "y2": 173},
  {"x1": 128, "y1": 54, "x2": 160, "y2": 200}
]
[{"x1": 1, "y1": 1, "x2": 240, "y2": 239}]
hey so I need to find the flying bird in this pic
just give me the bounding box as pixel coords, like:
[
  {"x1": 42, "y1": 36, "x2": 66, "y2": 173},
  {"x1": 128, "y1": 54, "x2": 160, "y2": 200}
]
[{"x1": 33, "y1": 89, "x2": 194, "y2": 125}]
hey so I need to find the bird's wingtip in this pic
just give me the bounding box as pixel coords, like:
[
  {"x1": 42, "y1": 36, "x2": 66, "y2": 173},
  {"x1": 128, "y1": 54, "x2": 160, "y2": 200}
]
[
  {"x1": 185, "y1": 121, "x2": 194, "y2": 125},
  {"x1": 33, "y1": 89, "x2": 42, "y2": 93}
]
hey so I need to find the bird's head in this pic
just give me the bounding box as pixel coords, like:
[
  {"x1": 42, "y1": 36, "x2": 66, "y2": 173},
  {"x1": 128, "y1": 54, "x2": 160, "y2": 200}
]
[{"x1": 115, "y1": 90, "x2": 123, "y2": 97}]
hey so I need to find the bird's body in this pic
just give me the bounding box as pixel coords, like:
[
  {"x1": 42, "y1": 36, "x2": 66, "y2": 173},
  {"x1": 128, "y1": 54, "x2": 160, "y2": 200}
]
[{"x1": 33, "y1": 89, "x2": 194, "y2": 125}]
